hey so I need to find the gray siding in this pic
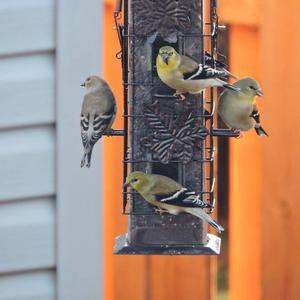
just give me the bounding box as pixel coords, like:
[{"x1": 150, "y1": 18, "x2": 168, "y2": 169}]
[
  {"x1": 0, "y1": 270, "x2": 55, "y2": 300},
  {"x1": 0, "y1": 0, "x2": 103, "y2": 299},
  {"x1": 0, "y1": 0, "x2": 55, "y2": 56},
  {"x1": 0, "y1": 0, "x2": 56, "y2": 299},
  {"x1": 0, "y1": 54, "x2": 55, "y2": 128},
  {"x1": 0, "y1": 127, "x2": 55, "y2": 201}
]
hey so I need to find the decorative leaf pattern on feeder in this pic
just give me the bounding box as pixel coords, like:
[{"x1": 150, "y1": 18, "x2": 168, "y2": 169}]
[
  {"x1": 142, "y1": 101, "x2": 208, "y2": 164},
  {"x1": 113, "y1": 0, "x2": 224, "y2": 255},
  {"x1": 133, "y1": 0, "x2": 201, "y2": 42}
]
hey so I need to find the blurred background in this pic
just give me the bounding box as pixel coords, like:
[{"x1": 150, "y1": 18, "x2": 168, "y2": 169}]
[{"x1": 0, "y1": 0, "x2": 299, "y2": 300}]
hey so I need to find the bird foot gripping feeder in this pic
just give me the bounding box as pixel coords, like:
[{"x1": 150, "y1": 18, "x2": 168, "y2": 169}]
[{"x1": 112, "y1": 0, "x2": 236, "y2": 255}]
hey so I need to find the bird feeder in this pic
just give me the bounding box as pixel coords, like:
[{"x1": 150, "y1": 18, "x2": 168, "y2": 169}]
[{"x1": 111, "y1": 0, "x2": 239, "y2": 255}]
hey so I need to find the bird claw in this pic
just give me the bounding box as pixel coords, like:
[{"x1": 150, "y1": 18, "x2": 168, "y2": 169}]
[
  {"x1": 105, "y1": 129, "x2": 115, "y2": 137},
  {"x1": 173, "y1": 92, "x2": 186, "y2": 101},
  {"x1": 236, "y1": 132, "x2": 243, "y2": 139},
  {"x1": 155, "y1": 208, "x2": 168, "y2": 215},
  {"x1": 232, "y1": 128, "x2": 243, "y2": 139},
  {"x1": 207, "y1": 199, "x2": 215, "y2": 214}
]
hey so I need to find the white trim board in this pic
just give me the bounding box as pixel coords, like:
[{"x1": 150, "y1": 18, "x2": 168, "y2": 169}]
[{"x1": 56, "y1": 0, "x2": 103, "y2": 299}]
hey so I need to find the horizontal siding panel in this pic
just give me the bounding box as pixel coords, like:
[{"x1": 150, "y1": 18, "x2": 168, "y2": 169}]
[
  {"x1": 0, "y1": 198, "x2": 55, "y2": 273},
  {"x1": 0, "y1": 126, "x2": 55, "y2": 202},
  {"x1": 0, "y1": 0, "x2": 55, "y2": 56},
  {"x1": 0, "y1": 269, "x2": 55, "y2": 300},
  {"x1": 0, "y1": 54, "x2": 55, "y2": 129}
]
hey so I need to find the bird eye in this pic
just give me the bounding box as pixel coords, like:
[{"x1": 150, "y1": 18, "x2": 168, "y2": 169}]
[
  {"x1": 169, "y1": 52, "x2": 173, "y2": 56},
  {"x1": 249, "y1": 86, "x2": 255, "y2": 90},
  {"x1": 132, "y1": 178, "x2": 138, "y2": 183},
  {"x1": 87, "y1": 77, "x2": 91, "y2": 82}
]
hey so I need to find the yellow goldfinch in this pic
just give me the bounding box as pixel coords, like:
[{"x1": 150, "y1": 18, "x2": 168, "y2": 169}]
[
  {"x1": 124, "y1": 171, "x2": 224, "y2": 233},
  {"x1": 218, "y1": 77, "x2": 268, "y2": 137},
  {"x1": 80, "y1": 76, "x2": 116, "y2": 168},
  {"x1": 156, "y1": 46, "x2": 239, "y2": 100}
]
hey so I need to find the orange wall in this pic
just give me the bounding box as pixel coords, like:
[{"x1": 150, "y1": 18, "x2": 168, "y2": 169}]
[
  {"x1": 226, "y1": 1, "x2": 300, "y2": 300},
  {"x1": 219, "y1": 0, "x2": 260, "y2": 26},
  {"x1": 260, "y1": 1, "x2": 300, "y2": 299}
]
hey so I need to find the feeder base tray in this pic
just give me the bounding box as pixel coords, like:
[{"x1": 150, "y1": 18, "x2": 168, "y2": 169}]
[{"x1": 114, "y1": 233, "x2": 221, "y2": 255}]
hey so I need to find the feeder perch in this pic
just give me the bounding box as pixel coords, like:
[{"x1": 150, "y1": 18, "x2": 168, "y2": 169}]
[{"x1": 111, "y1": 0, "x2": 236, "y2": 255}]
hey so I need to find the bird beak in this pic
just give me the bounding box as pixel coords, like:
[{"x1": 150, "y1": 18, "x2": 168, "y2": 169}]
[
  {"x1": 80, "y1": 82, "x2": 85, "y2": 88},
  {"x1": 161, "y1": 53, "x2": 169, "y2": 65},
  {"x1": 256, "y1": 89, "x2": 264, "y2": 97}
]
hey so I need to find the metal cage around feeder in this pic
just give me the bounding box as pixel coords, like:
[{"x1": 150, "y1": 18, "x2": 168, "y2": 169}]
[{"x1": 110, "y1": 0, "x2": 239, "y2": 255}]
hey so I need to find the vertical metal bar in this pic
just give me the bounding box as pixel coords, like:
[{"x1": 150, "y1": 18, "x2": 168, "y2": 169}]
[
  {"x1": 130, "y1": 0, "x2": 136, "y2": 214},
  {"x1": 210, "y1": 2, "x2": 215, "y2": 210},
  {"x1": 114, "y1": 0, "x2": 122, "y2": 13},
  {"x1": 209, "y1": 0, "x2": 218, "y2": 210},
  {"x1": 179, "y1": 34, "x2": 184, "y2": 186},
  {"x1": 122, "y1": 0, "x2": 129, "y2": 213},
  {"x1": 201, "y1": 0, "x2": 206, "y2": 207}
]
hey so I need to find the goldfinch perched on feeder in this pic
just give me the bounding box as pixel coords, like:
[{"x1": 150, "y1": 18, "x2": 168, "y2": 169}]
[
  {"x1": 124, "y1": 171, "x2": 224, "y2": 233},
  {"x1": 156, "y1": 46, "x2": 239, "y2": 100},
  {"x1": 218, "y1": 77, "x2": 268, "y2": 137},
  {"x1": 80, "y1": 76, "x2": 116, "y2": 168}
]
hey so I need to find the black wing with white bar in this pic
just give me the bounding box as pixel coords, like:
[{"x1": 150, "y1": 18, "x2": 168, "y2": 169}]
[
  {"x1": 184, "y1": 65, "x2": 231, "y2": 81},
  {"x1": 155, "y1": 188, "x2": 213, "y2": 209}
]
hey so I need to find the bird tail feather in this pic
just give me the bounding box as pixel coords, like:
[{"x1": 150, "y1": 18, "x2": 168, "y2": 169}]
[
  {"x1": 251, "y1": 110, "x2": 268, "y2": 137},
  {"x1": 86, "y1": 147, "x2": 94, "y2": 168},
  {"x1": 255, "y1": 125, "x2": 268, "y2": 137},
  {"x1": 221, "y1": 68, "x2": 239, "y2": 80},
  {"x1": 224, "y1": 83, "x2": 240, "y2": 92},
  {"x1": 81, "y1": 153, "x2": 87, "y2": 168},
  {"x1": 217, "y1": 78, "x2": 241, "y2": 92},
  {"x1": 186, "y1": 208, "x2": 224, "y2": 233},
  {"x1": 81, "y1": 146, "x2": 94, "y2": 168}
]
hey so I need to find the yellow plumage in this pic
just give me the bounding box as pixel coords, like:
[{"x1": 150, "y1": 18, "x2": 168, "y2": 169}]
[
  {"x1": 125, "y1": 171, "x2": 224, "y2": 233},
  {"x1": 156, "y1": 46, "x2": 239, "y2": 98}
]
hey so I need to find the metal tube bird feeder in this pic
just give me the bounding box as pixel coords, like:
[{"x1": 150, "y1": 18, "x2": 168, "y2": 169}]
[{"x1": 112, "y1": 0, "x2": 236, "y2": 255}]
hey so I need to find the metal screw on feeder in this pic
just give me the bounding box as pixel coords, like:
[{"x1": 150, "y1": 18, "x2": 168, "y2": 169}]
[{"x1": 110, "y1": 0, "x2": 238, "y2": 255}]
